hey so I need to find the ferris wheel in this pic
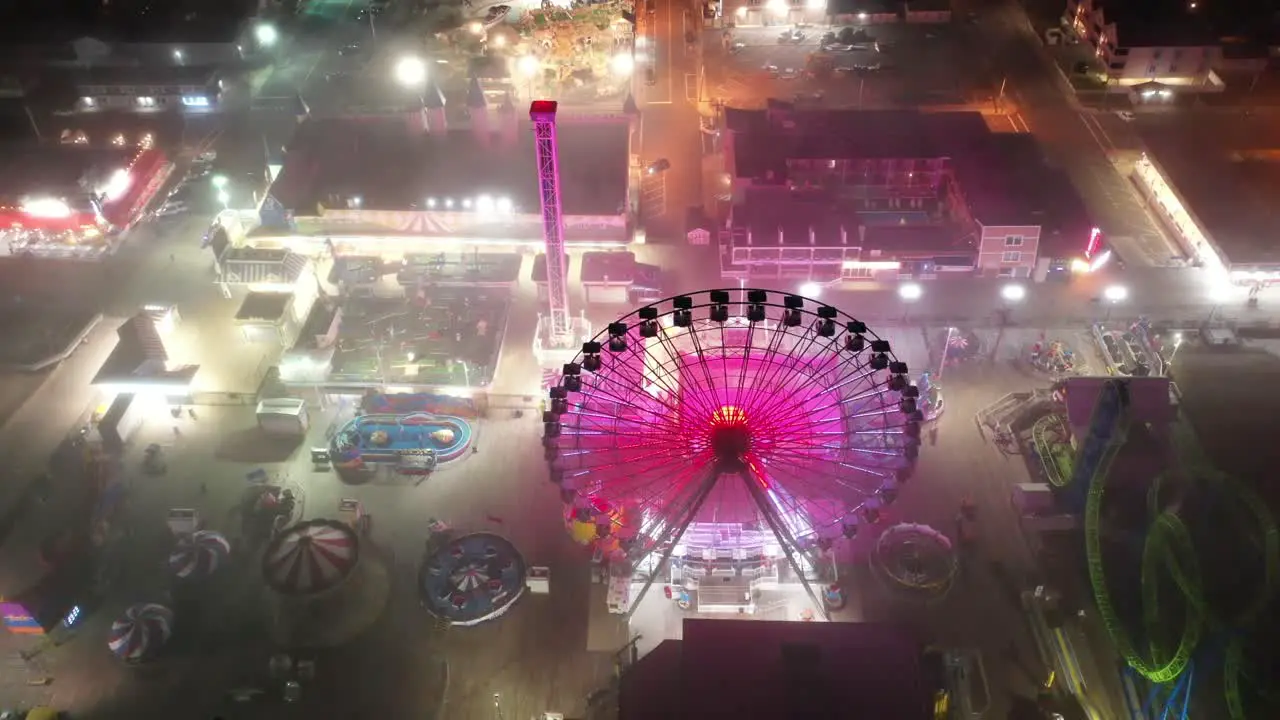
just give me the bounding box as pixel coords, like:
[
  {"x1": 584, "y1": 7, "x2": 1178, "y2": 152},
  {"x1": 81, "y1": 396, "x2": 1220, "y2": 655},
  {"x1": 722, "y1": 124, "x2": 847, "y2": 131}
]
[{"x1": 543, "y1": 288, "x2": 922, "y2": 614}]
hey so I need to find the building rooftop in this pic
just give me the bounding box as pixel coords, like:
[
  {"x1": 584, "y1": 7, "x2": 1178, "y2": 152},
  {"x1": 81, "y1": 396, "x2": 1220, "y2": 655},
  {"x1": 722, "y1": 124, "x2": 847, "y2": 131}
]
[
  {"x1": 71, "y1": 65, "x2": 219, "y2": 87},
  {"x1": 619, "y1": 619, "x2": 931, "y2": 720},
  {"x1": 270, "y1": 115, "x2": 629, "y2": 217},
  {"x1": 953, "y1": 134, "x2": 1092, "y2": 257},
  {"x1": 1142, "y1": 130, "x2": 1280, "y2": 268},
  {"x1": 0, "y1": 143, "x2": 135, "y2": 205},
  {"x1": 0, "y1": 0, "x2": 253, "y2": 44},
  {"x1": 1096, "y1": 0, "x2": 1260, "y2": 48},
  {"x1": 235, "y1": 292, "x2": 293, "y2": 322},
  {"x1": 726, "y1": 108, "x2": 991, "y2": 180}
]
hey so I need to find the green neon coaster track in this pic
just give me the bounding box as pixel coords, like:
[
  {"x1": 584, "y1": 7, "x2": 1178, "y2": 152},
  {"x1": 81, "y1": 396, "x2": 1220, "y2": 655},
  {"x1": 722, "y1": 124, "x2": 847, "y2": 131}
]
[{"x1": 1068, "y1": 383, "x2": 1280, "y2": 718}]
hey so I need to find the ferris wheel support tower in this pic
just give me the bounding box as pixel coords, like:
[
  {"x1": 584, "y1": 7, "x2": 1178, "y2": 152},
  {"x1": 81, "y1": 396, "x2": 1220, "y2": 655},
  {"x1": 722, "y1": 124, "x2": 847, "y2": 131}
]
[{"x1": 530, "y1": 100, "x2": 580, "y2": 360}]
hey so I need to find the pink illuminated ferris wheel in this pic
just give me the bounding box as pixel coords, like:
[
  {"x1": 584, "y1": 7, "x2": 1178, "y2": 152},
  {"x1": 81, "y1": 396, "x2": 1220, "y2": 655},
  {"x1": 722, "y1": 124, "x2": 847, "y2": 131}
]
[{"x1": 544, "y1": 288, "x2": 922, "y2": 615}]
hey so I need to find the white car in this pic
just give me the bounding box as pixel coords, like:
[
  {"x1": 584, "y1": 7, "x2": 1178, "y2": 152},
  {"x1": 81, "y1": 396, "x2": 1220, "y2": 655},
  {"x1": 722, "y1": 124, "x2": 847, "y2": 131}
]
[
  {"x1": 1115, "y1": 110, "x2": 1136, "y2": 122},
  {"x1": 156, "y1": 201, "x2": 189, "y2": 217}
]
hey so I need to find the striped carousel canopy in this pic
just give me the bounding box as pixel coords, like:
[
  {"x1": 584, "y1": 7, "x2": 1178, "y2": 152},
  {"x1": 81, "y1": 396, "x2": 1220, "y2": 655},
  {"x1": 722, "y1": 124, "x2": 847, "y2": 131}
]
[
  {"x1": 168, "y1": 530, "x2": 231, "y2": 579},
  {"x1": 262, "y1": 519, "x2": 359, "y2": 596},
  {"x1": 108, "y1": 603, "x2": 173, "y2": 663}
]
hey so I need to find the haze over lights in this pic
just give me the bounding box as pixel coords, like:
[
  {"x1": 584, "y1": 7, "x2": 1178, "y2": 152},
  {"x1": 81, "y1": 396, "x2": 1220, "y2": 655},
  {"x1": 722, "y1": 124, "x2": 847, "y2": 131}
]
[
  {"x1": 611, "y1": 52, "x2": 635, "y2": 77},
  {"x1": 21, "y1": 197, "x2": 73, "y2": 219},
  {"x1": 394, "y1": 56, "x2": 428, "y2": 86},
  {"x1": 798, "y1": 281, "x2": 824, "y2": 298}
]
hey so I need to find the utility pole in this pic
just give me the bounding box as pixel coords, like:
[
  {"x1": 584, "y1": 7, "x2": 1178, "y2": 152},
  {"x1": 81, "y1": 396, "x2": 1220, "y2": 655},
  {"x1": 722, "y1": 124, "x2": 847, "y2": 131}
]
[{"x1": 995, "y1": 76, "x2": 1007, "y2": 113}]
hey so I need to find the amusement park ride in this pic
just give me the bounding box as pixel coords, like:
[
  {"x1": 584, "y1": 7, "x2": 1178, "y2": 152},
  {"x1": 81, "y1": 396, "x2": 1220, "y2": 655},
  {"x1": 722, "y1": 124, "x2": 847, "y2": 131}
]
[
  {"x1": 1048, "y1": 378, "x2": 1280, "y2": 720},
  {"x1": 543, "y1": 289, "x2": 922, "y2": 620},
  {"x1": 530, "y1": 100, "x2": 592, "y2": 367}
]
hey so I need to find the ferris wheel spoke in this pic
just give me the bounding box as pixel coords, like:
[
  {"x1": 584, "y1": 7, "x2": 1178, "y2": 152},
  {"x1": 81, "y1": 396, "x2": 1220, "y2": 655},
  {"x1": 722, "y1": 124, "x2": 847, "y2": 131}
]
[
  {"x1": 742, "y1": 325, "x2": 833, "y2": 416},
  {"x1": 645, "y1": 325, "x2": 725, "y2": 423}
]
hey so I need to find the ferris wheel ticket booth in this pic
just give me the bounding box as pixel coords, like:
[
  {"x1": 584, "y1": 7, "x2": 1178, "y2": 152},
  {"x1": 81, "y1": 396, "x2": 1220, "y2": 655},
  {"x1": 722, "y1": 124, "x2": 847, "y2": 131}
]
[{"x1": 550, "y1": 290, "x2": 922, "y2": 657}]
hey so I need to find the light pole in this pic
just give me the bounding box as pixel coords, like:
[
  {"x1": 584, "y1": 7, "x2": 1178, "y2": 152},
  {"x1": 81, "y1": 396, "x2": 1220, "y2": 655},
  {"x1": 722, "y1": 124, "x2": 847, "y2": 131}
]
[
  {"x1": 518, "y1": 55, "x2": 539, "y2": 100},
  {"x1": 1103, "y1": 284, "x2": 1128, "y2": 322},
  {"x1": 255, "y1": 23, "x2": 278, "y2": 49},
  {"x1": 394, "y1": 56, "x2": 428, "y2": 114},
  {"x1": 898, "y1": 282, "x2": 922, "y2": 323},
  {"x1": 1168, "y1": 332, "x2": 1184, "y2": 370},
  {"x1": 212, "y1": 174, "x2": 229, "y2": 208},
  {"x1": 991, "y1": 283, "x2": 1025, "y2": 362}
]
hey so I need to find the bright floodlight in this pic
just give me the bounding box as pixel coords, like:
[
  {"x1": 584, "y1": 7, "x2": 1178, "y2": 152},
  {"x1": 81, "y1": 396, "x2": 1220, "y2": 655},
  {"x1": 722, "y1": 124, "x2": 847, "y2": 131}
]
[
  {"x1": 467, "y1": 21, "x2": 484, "y2": 35},
  {"x1": 492, "y1": 34, "x2": 507, "y2": 48},
  {"x1": 611, "y1": 52, "x2": 635, "y2": 77},
  {"x1": 806, "y1": 0, "x2": 825, "y2": 9},
  {"x1": 496, "y1": 196, "x2": 514, "y2": 214},
  {"x1": 1001, "y1": 284, "x2": 1026, "y2": 302},
  {"x1": 394, "y1": 56, "x2": 428, "y2": 86},
  {"x1": 1103, "y1": 285, "x2": 1128, "y2": 303},
  {"x1": 211, "y1": 174, "x2": 228, "y2": 189},
  {"x1": 475, "y1": 194, "x2": 496, "y2": 214},
  {"x1": 518, "y1": 55, "x2": 540, "y2": 78},
  {"x1": 98, "y1": 169, "x2": 132, "y2": 202},
  {"x1": 21, "y1": 198, "x2": 72, "y2": 219},
  {"x1": 898, "y1": 283, "x2": 923, "y2": 301},
  {"x1": 798, "y1": 282, "x2": 823, "y2": 298},
  {"x1": 255, "y1": 24, "x2": 278, "y2": 47},
  {"x1": 767, "y1": 0, "x2": 788, "y2": 14}
]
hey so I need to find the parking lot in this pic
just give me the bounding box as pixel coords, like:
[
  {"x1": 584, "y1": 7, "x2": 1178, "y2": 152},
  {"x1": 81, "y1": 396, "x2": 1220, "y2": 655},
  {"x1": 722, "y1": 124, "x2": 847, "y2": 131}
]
[{"x1": 706, "y1": 21, "x2": 988, "y2": 109}]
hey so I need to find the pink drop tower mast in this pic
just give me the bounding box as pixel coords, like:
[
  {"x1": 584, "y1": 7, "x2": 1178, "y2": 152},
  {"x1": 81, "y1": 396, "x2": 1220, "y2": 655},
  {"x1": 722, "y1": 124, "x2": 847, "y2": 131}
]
[{"x1": 530, "y1": 100, "x2": 573, "y2": 347}]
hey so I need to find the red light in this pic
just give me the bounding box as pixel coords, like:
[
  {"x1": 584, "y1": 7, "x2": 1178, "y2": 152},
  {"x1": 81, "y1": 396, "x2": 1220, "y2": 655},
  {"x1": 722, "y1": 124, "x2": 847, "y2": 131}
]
[
  {"x1": 711, "y1": 405, "x2": 747, "y2": 426},
  {"x1": 1086, "y1": 227, "x2": 1102, "y2": 259},
  {"x1": 529, "y1": 100, "x2": 559, "y2": 117}
]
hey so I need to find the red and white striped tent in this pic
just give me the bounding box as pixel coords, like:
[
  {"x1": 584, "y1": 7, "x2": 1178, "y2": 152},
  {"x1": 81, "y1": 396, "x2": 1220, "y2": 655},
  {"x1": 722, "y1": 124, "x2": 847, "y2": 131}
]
[{"x1": 262, "y1": 519, "x2": 360, "y2": 596}]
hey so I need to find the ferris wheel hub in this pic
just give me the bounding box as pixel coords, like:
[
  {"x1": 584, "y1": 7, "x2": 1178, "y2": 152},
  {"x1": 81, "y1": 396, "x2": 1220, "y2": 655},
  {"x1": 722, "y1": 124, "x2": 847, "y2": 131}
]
[{"x1": 709, "y1": 423, "x2": 752, "y2": 465}]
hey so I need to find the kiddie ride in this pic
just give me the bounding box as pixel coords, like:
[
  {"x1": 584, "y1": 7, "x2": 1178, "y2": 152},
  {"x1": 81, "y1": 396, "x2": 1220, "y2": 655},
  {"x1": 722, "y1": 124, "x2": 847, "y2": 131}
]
[{"x1": 329, "y1": 411, "x2": 473, "y2": 476}]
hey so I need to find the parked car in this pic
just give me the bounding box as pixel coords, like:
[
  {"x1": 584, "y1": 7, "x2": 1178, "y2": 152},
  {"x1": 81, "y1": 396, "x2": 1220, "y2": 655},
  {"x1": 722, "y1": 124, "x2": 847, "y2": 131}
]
[
  {"x1": 778, "y1": 28, "x2": 806, "y2": 44},
  {"x1": 156, "y1": 201, "x2": 189, "y2": 217}
]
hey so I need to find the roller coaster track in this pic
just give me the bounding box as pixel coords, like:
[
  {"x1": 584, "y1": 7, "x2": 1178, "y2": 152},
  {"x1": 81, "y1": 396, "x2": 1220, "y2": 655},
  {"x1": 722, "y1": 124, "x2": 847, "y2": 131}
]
[
  {"x1": 1031, "y1": 414, "x2": 1072, "y2": 488},
  {"x1": 1077, "y1": 379, "x2": 1279, "y2": 718}
]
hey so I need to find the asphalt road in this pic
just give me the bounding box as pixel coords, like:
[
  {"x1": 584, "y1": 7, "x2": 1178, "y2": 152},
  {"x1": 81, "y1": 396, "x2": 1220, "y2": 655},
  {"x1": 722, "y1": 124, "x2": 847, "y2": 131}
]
[
  {"x1": 636, "y1": 0, "x2": 704, "y2": 241},
  {"x1": 967, "y1": 0, "x2": 1183, "y2": 268}
]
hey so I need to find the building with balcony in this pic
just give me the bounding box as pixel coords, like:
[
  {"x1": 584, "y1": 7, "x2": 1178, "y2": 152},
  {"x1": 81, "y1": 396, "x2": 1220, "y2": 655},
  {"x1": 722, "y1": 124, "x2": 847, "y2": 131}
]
[
  {"x1": 720, "y1": 107, "x2": 1090, "y2": 283},
  {"x1": 69, "y1": 66, "x2": 222, "y2": 115}
]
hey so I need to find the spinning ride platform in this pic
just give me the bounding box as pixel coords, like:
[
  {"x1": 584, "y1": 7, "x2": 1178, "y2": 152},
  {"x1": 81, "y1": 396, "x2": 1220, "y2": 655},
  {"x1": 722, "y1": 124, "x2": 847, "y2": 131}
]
[{"x1": 419, "y1": 533, "x2": 526, "y2": 627}]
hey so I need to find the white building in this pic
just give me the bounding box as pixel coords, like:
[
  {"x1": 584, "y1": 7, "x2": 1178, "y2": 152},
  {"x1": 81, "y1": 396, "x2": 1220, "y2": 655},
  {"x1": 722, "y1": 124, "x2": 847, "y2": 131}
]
[{"x1": 1063, "y1": 0, "x2": 1224, "y2": 90}]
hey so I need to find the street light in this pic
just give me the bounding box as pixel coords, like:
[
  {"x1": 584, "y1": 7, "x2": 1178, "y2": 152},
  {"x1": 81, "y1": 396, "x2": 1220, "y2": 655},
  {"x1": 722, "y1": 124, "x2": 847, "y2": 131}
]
[
  {"x1": 898, "y1": 283, "x2": 922, "y2": 322},
  {"x1": 211, "y1": 174, "x2": 228, "y2": 189},
  {"x1": 611, "y1": 52, "x2": 635, "y2": 78},
  {"x1": 1103, "y1": 284, "x2": 1127, "y2": 321},
  {"x1": 798, "y1": 282, "x2": 823, "y2": 298},
  {"x1": 518, "y1": 55, "x2": 540, "y2": 78},
  {"x1": 1001, "y1": 284, "x2": 1026, "y2": 303},
  {"x1": 255, "y1": 24, "x2": 278, "y2": 48},
  {"x1": 394, "y1": 56, "x2": 428, "y2": 87},
  {"x1": 1103, "y1": 284, "x2": 1128, "y2": 303}
]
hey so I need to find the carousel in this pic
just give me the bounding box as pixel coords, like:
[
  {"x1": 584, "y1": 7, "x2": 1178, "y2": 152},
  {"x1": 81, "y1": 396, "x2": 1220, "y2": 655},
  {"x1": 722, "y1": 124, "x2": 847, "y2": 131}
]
[
  {"x1": 418, "y1": 532, "x2": 527, "y2": 626},
  {"x1": 169, "y1": 530, "x2": 230, "y2": 581},
  {"x1": 262, "y1": 519, "x2": 389, "y2": 647},
  {"x1": 107, "y1": 603, "x2": 174, "y2": 664}
]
